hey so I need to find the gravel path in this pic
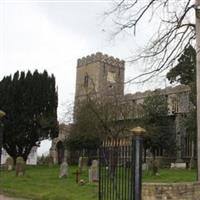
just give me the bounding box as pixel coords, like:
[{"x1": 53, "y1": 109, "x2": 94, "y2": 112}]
[{"x1": 0, "y1": 194, "x2": 27, "y2": 200}]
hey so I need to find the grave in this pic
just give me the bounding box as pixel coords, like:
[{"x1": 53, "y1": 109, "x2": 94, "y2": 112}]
[
  {"x1": 16, "y1": 157, "x2": 25, "y2": 176},
  {"x1": 5, "y1": 157, "x2": 14, "y2": 171},
  {"x1": 78, "y1": 156, "x2": 88, "y2": 172},
  {"x1": 171, "y1": 162, "x2": 186, "y2": 169},
  {"x1": 48, "y1": 156, "x2": 54, "y2": 167},
  {"x1": 59, "y1": 161, "x2": 68, "y2": 178},
  {"x1": 89, "y1": 160, "x2": 99, "y2": 183}
]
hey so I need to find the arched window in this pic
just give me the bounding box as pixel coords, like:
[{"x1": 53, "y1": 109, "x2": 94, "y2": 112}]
[{"x1": 84, "y1": 75, "x2": 89, "y2": 87}]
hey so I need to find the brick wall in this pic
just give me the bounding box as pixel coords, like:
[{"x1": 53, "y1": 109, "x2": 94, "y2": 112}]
[{"x1": 142, "y1": 182, "x2": 200, "y2": 200}]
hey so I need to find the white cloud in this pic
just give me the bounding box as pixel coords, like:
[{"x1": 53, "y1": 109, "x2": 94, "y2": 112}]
[
  {"x1": 0, "y1": 2, "x2": 168, "y2": 155},
  {"x1": 0, "y1": 2, "x2": 90, "y2": 112},
  {"x1": 37, "y1": 139, "x2": 51, "y2": 156}
]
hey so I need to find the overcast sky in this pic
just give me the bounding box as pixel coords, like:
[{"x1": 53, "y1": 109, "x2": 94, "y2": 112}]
[{"x1": 0, "y1": 0, "x2": 170, "y2": 155}]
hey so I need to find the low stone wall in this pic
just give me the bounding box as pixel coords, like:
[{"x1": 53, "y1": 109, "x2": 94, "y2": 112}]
[{"x1": 142, "y1": 182, "x2": 200, "y2": 200}]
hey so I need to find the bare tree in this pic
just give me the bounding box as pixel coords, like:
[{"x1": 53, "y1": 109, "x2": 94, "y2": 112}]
[
  {"x1": 58, "y1": 101, "x2": 74, "y2": 124},
  {"x1": 74, "y1": 88, "x2": 132, "y2": 139},
  {"x1": 106, "y1": 0, "x2": 195, "y2": 82},
  {"x1": 105, "y1": 0, "x2": 200, "y2": 181}
]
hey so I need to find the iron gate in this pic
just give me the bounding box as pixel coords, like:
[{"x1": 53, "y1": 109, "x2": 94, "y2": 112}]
[{"x1": 99, "y1": 138, "x2": 135, "y2": 200}]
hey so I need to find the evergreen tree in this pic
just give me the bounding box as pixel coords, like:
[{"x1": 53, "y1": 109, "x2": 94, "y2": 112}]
[
  {"x1": 142, "y1": 91, "x2": 176, "y2": 159},
  {"x1": 167, "y1": 45, "x2": 196, "y2": 86},
  {"x1": 167, "y1": 45, "x2": 197, "y2": 145},
  {"x1": 0, "y1": 70, "x2": 58, "y2": 162}
]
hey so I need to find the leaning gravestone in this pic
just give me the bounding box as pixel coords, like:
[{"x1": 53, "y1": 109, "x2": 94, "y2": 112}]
[
  {"x1": 16, "y1": 157, "x2": 25, "y2": 176},
  {"x1": 59, "y1": 161, "x2": 68, "y2": 178},
  {"x1": 5, "y1": 157, "x2": 14, "y2": 171},
  {"x1": 89, "y1": 160, "x2": 99, "y2": 183}
]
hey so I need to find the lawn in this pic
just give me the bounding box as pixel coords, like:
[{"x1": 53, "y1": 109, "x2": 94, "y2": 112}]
[
  {"x1": 0, "y1": 166, "x2": 197, "y2": 200},
  {"x1": 0, "y1": 165, "x2": 98, "y2": 200},
  {"x1": 143, "y1": 168, "x2": 197, "y2": 183}
]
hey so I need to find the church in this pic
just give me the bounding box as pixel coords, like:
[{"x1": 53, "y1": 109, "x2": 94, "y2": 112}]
[{"x1": 50, "y1": 52, "x2": 194, "y2": 166}]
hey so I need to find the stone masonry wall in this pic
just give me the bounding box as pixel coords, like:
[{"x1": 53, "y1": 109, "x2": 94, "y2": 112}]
[
  {"x1": 142, "y1": 182, "x2": 200, "y2": 200},
  {"x1": 75, "y1": 52, "x2": 125, "y2": 110}
]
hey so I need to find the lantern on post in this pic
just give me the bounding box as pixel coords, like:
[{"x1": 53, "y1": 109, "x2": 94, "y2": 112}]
[{"x1": 130, "y1": 126, "x2": 146, "y2": 200}]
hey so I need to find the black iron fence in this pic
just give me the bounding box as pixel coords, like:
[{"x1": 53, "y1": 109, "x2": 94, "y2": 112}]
[{"x1": 99, "y1": 138, "x2": 135, "y2": 200}]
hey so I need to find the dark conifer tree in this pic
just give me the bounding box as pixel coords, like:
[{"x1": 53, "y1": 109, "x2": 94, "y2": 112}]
[
  {"x1": 0, "y1": 70, "x2": 58, "y2": 162},
  {"x1": 167, "y1": 45, "x2": 197, "y2": 154}
]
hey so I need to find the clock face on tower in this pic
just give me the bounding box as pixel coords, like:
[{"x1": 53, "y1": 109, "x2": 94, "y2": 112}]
[{"x1": 107, "y1": 71, "x2": 116, "y2": 83}]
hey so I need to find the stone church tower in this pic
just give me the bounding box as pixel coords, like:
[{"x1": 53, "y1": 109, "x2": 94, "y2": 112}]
[{"x1": 74, "y1": 52, "x2": 125, "y2": 108}]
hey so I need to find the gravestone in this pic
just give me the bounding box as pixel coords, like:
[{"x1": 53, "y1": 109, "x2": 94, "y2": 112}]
[
  {"x1": 59, "y1": 161, "x2": 68, "y2": 178},
  {"x1": 5, "y1": 157, "x2": 14, "y2": 171},
  {"x1": 152, "y1": 159, "x2": 160, "y2": 176},
  {"x1": 48, "y1": 156, "x2": 54, "y2": 167},
  {"x1": 171, "y1": 162, "x2": 186, "y2": 169},
  {"x1": 142, "y1": 163, "x2": 149, "y2": 171},
  {"x1": 16, "y1": 157, "x2": 25, "y2": 176},
  {"x1": 78, "y1": 157, "x2": 88, "y2": 172},
  {"x1": 89, "y1": 160, "x2": 99, "y2": 183}
]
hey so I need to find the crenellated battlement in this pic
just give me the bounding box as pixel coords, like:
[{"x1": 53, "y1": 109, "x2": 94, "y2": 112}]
[
  {"x1": 124, "y1": 85, "x2": 190, "y2": 101},
  {"x1": 77, "y1": 52, "x2": 125, "y2": 68}
]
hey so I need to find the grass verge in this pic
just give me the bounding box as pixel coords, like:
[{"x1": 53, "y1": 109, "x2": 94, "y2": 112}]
[{"x1": 0, "y1": 166, "x2": 197, "y2": 200}]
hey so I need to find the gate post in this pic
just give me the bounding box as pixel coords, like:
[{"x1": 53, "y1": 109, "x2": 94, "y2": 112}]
[{"x1": 130, "y1": 126, "x2": 146, "y2": 200}]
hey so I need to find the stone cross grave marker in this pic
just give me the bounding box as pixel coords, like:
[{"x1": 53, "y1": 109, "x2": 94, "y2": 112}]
[{"x1": 89, "y1": 160, "x2": 99, "y2": 183}]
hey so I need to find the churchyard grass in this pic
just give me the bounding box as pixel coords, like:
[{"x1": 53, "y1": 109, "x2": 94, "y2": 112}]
[
  {"x1": 143, "y1": 168, "x2": 197, "y2": 183},
  {"x1": 0, "y1": 166, "x2": 196, "y2": 200},
  {"x1": 0, "y1": 165, "x2": 97, "y2": 200}
]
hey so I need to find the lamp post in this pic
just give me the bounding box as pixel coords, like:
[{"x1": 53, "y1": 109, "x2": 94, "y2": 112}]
[
  {"x1": 0, "y1": 110, "x2": 6, "y2": 168},
  {"x1": 130, "y1": 126, "x2": 146, "y2": 200}
]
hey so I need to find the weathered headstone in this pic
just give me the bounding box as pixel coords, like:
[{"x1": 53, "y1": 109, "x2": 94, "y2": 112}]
[
  {"x1": 16, "y1": 157, "x2": 25, "y2": 176},
  {"x1": 59, "y1": 161, "x2": 68, "y2": 178},
  {"x1": 89, "y1": 160, "x2": 99, "y2": 183},
  {"x1": 142, "y1": 163, "x2": 149, "y2": 171},
  {"x1": 5, "y1": 157, "x2": 14, "y2": 171},
  {"x1": 189, "y1": 158, "x2": 195, "y2": 169},
  {"x1": 171, "y1": 162, "x2": 186, "y2": 169},
  {"x1": 152, "y1": 159, "x2": 160, "y2": 176},
  {"x1": 78, "y1": 157, "x2": 88, "y2": 172},
  {"x1": 48, "y1": 156, "x2": 54, "y2": 167}
]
